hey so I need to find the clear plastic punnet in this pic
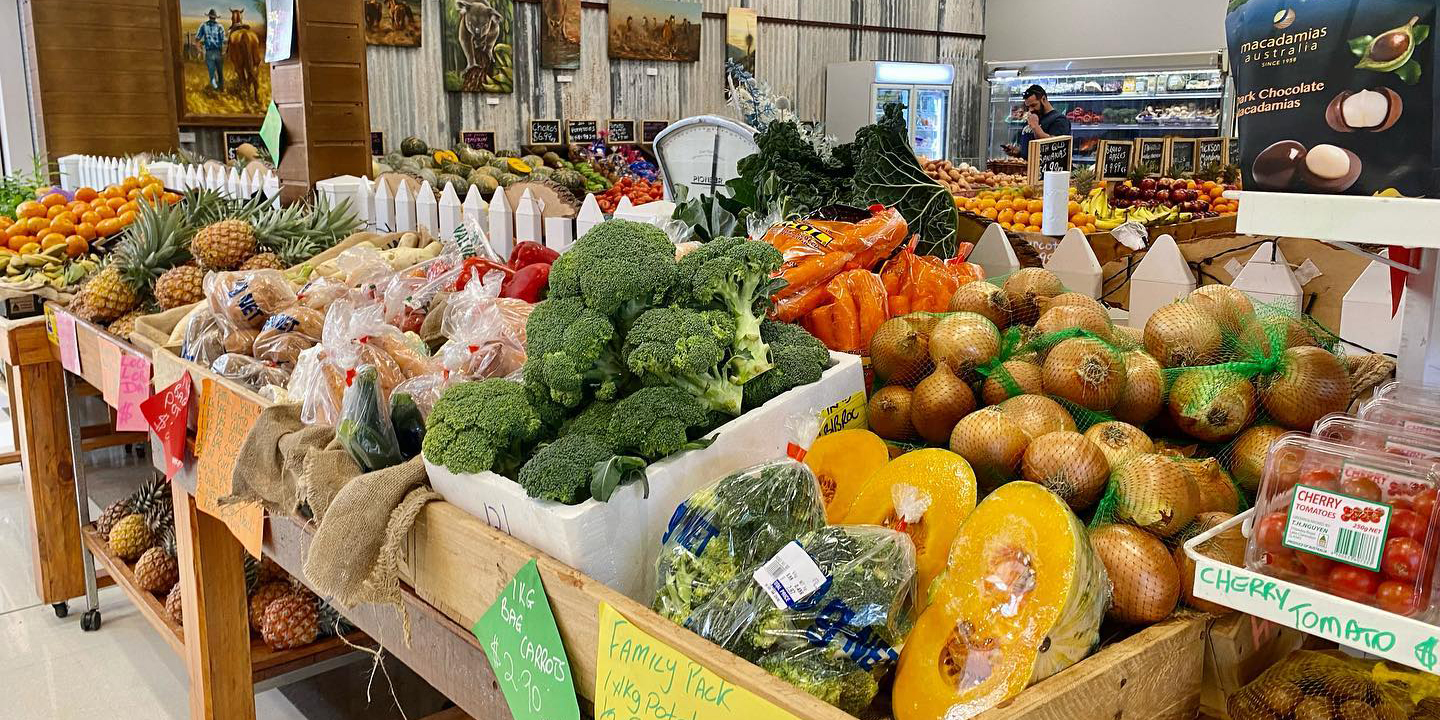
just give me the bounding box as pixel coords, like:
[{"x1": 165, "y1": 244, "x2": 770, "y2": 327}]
[
  {"x1": 1312, "y1": 413, "x2": 1440, "y2": 462},
  {"x1": 1245, "y1": 433, "x2": 1440, "y2": 619},
  {"x1": 1357, "y1": 396, "x2": 1440, "y2": 442},
  {"x1": 1372, "y1": 379, "x2": 1440, "y2": 406}
]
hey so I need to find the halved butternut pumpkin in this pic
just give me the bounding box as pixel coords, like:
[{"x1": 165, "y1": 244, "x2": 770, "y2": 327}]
[
  {"x1": 894, "y1": 481, "x2": 1108, "y2": 720},
  {"x1": 804, "y1": 428, "x2": 891, "y2": 521},
  {"x1": 839, "y1": 448, "x2": 976, "y2": 605}
]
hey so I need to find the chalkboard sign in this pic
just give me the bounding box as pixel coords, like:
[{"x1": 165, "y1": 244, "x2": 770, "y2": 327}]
[
  {"x1": 1098, "y1": 140, "x2": 1134, "y2": 182},
  {"x1": 370, "y1": 131, "x2": 384, "y2": 156},
  {"x1": 1026, "y1": 135, "x2": 1073, "y2": 186},
  {"x1": 1228, "y1": 137, "x2": 1240, "y2": 167},
  {"x1": 529, "y1": 119, "x2": 562, "y2": 146},
  {"x1": 461, "y1": 130, "x2": 496, "y2": 152},
  {"x1": 607, "y1": 119, "x2": 637, "y2": 144},
  {"x1": 1166, "y1": 138, "x2": 1197, "y2": 176},
  {"x1": 223, "y1": 131, "x2": 264, "y2": 161},
  {"x1": 641, "y1": 119, "x2": 670, "y2": 144},
  {"x1": 1136, "y1": 138, "x2": 1166, "y2": 176},
  {"x1": 1195, "y1": 137, "x2": 1225, "y2": 171},
  {"x1": 566, "y1": 119, "x2": 600, "y2": 145}
]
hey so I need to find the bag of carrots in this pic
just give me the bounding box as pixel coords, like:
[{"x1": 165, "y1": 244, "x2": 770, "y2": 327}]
[
  {"x1": 802, "y1": 269, "x2": 888, "y2": 354},
  {"x1": 880, "y1": 241, "x2": 987, "y2": 316},
  {"x1": 766, "y1": 207, "x2": 909, "y2": 323}
]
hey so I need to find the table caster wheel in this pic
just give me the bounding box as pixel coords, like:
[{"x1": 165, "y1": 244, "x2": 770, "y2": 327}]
[
  {"x1": 81, "y1": 609, "x2": 101, "y2": 631},
  {"x1": 52, "y1": 602, "x2": 68, "y2": 618}
]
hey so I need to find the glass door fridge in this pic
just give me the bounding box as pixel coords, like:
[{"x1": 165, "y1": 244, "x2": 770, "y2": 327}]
[
  {"x1": 827, "y1": 62, "x2": 957, "y2": 159},
  {"x1": 912, "y1": 87, "x2": 949, "y2": 161}
]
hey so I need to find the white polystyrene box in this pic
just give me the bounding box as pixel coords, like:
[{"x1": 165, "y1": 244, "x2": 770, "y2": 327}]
[{"x1": 425, "y1": 351, "x2": 865, "y2": 601}]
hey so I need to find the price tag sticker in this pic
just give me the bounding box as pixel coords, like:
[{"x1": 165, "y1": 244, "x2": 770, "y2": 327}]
[
  {"x1": 753, "y1": 541, "x2": 828, "y2": 609},
  {"x1": 818, "y1": 390, "x2": 867, "y2": 436},
  {"x1": 1284, "y1": 480, "x2": 1392, "y2": 570},
  {"x1": 471, "y1": 559, "x2": 580, "y2": 720}
]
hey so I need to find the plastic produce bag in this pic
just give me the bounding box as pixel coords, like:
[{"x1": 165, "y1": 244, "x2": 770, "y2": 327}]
[
  {"x1": 210, "y1": 353, "x2": 292, "y2": 392},
  {"x1": 1228, "y1": 649, "x2": 1439, "y2": 720},
  {"x1": 767, "y1": 207, "x2": 909, "y2": 323},
  {"x1": 337, "y1": 364, "x2": 403, "y2": 472},
  {"x1": 389, "y1": 392, "x2": 425, "y2": 459},
  {"x1": 205, "y1": 269, "x2": 298, "y2": 337},
  {"x1": 181, "y1": 310, "x2": 225, "y2": 367}
]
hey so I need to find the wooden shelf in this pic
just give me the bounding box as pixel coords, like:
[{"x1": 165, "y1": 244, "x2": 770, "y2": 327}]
[{"x1": 80, "y1": 523, "x2": 366, "y2": 683}]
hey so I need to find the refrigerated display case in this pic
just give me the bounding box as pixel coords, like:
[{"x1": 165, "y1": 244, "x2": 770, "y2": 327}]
[
  {"x1": 826, "y1": 61, "x2": 955, "y2": 160},
  {"x1": 985, "y1": 52, "x2": 1231, "y2": 167}
]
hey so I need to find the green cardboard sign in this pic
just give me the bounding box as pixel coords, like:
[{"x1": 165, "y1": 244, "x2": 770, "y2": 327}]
[
  {"x1": 259, "y1": 101, "x2": 283, "y2": 165},
  {"x1": 471, "y1": 559, "x2": 580, "y2": 720}
]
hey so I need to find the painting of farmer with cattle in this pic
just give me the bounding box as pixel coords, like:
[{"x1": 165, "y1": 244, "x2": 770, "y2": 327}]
[
  {"x1": 608, "y1": 0, "x2": 701, "y2": 62},
  {"x1": 442, "y1": 0, "x2": 514, "y2": 93},
  {"x1": 175, "y1": 1, "x2": 271, "y2": 121},
  {"x1": 365, "y1": 0, "x2": 421, "y2": 47}
]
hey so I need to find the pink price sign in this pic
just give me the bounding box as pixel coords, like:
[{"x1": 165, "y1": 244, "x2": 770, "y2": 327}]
[{"x1": 116, "y1": 354, "x2": 151, "y2": 432}]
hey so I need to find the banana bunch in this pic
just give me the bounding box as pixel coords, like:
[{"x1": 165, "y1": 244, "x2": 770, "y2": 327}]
[
  {"x1": 1080, "y1": 189, "x2": 1129, "y2": 231},
  {"x1": 1125, "y1": 205, "x2": 1182, "y2": 227},
  {"x1": 0, "y1": 246, "x2": 99, "y2": 289}
]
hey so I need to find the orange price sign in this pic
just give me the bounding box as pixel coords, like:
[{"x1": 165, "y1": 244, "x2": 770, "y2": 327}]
[{"x1": 195, "y1": 379, "x2": 265, "y2": 556}]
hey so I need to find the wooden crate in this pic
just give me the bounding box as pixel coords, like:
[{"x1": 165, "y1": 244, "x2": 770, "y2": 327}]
[{"x1": 1200, "y1": 613, "x2": 1312, "y2": 720}]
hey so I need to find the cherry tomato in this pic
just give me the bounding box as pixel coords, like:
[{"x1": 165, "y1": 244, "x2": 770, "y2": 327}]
[
  {"x1": 1263, "y1": 550, "x2": 1304, "y2": 576},
  {"x1": 1255, "y1": 511, "x2": 1289, "y2": 553},
  {"x1": 1327, "y1": 565, "x2": 1381, "y2": 602},
  {"x1": 1301, "y1": 467, "x2": 1339, "y2": 487},
  {"x1": 1296, "y1": 551, "x2": 1334, "y2": 579},
  {"x1": 1377, "y1": 581, "x2": 1422, "y2": 615},
  {"x1": 1340, "y1": 476, "x2": 1382, "y2": 502},
  {"x1": 1382, "y1": 536, "x2": 1425, "y2": 581},
  {"x1": 1413, "y1": 488, "x2": 1437, "y2": 520},
  {"x1": 1389, "y1": 508, "x2": 1429, "y2": 543}
]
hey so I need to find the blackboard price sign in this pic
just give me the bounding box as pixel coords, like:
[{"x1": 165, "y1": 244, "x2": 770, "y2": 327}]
[
  {"x1": 1026, "y1": 135, "x2": 1073, "y2": 186},
  {"x1": 461, "y1": 130, "x2": 496, "y2": 152},
  {"x1": 607, "y1": 119, "x2": 637, "y2": 144},
  {"x1": 1098, "y1": 140, "x2": 1134, "y2": 182},
  {"x1": 1228, "y1": 137, "x2": 1240, "y2": 167},
  {"x1": 566, "y1": 119, "x2": 599, "y2": 145},
  {"x1": 223, "y1": 131, "x2": 264, "y2": 161},
  {"x1": 1166, "y1": 138, "x2": 1197, "y2": 176},
  {"x1": 1195, "y1": 137, "x2": 1225, "y2": 170},
  {"x1": 641, "y1": 119, "x2": 669, "y2": 144},
  {"x1": 370, "y1": 131, "x2": 384, "y2": 156},
  {"x1": 1136, "y1": 138, "x2": 1166, "y2": 176},
  {"x1": 529, "y1": 119, "x2": 562, "y2": 146}
]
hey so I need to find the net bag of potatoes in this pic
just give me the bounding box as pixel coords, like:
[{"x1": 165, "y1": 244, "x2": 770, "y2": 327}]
[{"x1": 1227, "y1": 649, "x2": 1440, "y2": 720}]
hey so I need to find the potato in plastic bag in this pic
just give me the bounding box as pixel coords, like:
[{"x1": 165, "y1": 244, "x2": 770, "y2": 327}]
[
  {"x1": 1228, "y1": 649, "x2": 1428, "y2": 720},
  {"x1": 205, "y1": 269, "x2": 297, "y2": 330},
  {"x1": 291, "y1": 345, "x2": 346, "y2": 425},
  {"x1": 181, "y1": 310, "x2": 225, "y2": 367},
  {"x1": 211, "y1": 353, "x2": 292, "y2": 392}
]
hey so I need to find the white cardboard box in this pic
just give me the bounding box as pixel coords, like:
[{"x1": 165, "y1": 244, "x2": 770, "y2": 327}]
[{"x1": 425, "y1": 352, "x2": 866, "y2": 600}]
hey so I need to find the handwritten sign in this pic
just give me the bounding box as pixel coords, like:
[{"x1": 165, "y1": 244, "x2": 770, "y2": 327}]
[
  {"x1": 607, "y1": 120, "x2": 637, "y2": 144},
  {"x1": 142, "y1": 372, "x2": 192, "y2": 480},
  {"x1": 472, "y1": 559, "x2": 580, "y2": 720},
  {"x1": 641, "y1": 120, "x2": 670, "y2": 144},
  {"x1": 1098, "y1": 140, "x2": 1135, "y2": 182},
  {"x1": 819, "y1": 390, "x2": 867, "y2": 436},
  {"x1": 1228, "y1": 136, "x2": 1240, "y2": 167},
  {"x1": 116, "y1": 354, "x2": 151, "y2": 432},
  {"x1": 370, "y1": 131, "x2": 385, "y2": 156},
  {"x1": 195, "y1": 379, "x2": 264, "y2": 556},
  {"x1": 55, "y1": 311, "x2": 80, "y2": 374},
  {"x1": 595, "y1": 602, "x2": 801, "y2": 720},
  {"x1": 461, "y1": 130, "x2": 496, "y2": 152},
  {"x1": 1196, "y1": 137, "x2": 1226, "y2": 170},
  {"x1": 567, "y1": 120, "x2": 600, "y2": 145},
  {"x1": 1136, "y1": 138, "x2": 1166, "y2": 176},
  {"x1": 264, "y1": 0, "x2": 295, "y2": 62},
  {"x1": 1166, "y1": 138, "x2": 1197, "y2": 176},
  {"x1": 99, "y1": 342, "x2": 121, "y2": 406},
  {"x1": 224, "y1": 131, "x2": 265, "y2": 161},
  {"x1": 530, "y1": 120, "x2": 562, "y2": 146},
  {"x1": 1026, "y1": 135, "x2": 1073, "y2": 186}
]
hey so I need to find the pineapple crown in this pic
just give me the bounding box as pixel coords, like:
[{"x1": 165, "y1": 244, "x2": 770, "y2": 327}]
[
  {"x1": 1070, "y1": 165, "x2": 1096, "y2": 195},
  {"x1": 112, "y1": 200, "x2": 195, "y2": 294},
  {"x1": 251, "y1": 196, "x2": 362, "y2": 266}
]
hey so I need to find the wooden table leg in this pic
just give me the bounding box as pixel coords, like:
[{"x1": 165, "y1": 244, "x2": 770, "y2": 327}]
[
  {"x1": 173, "y1": 481, "x2": 255, "y2": 720},
  {"x1": 13, "y1": 359, "x2": 83, "y2": 604}
]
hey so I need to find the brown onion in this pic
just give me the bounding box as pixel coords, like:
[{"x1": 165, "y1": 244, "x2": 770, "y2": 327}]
[
  {"x1": 868, "y1": 385, "x2": 916, "y2": 441},
  {"x1": 950, "y1": 407, "x2": 1030, "y2": 487},
  {"x1": 1182, "y1": 458, "x2": 1240, "y2": 515},
  {"x1": 1239, "y1": 314, "x2": 1318, "y2": 358},
  {"x1": 1090, "y1": 524, "x2": 1181, "y2": 624},
  {"x1": 948, "y1": 281, "x2": 1011, "y2": 329},
  {"x1": 1173, "y1": 512, "x2": 1245, "y2": 614},
  {"x1": 870, "y1": 315, "x2": 937, "y2": 387},
  {"x1": 1033, "y1": 304, "x2": 1113, "y2": 342},
  {"x1": 1041, "y1": 337, "x2": 1125, "y2": 411},
  {"x1": 911, "y1": 363, "x2": 976, "y2": 445},
  {"x1": 1112, "y1": 324, "x2": 1144, "y2": 347},
  {"x1": 1228, "y1": 424, "x2": 1288, "y2": 494},
  {"x1": 1022, "y1": 431, "x2": 1110, "y2": 511},
  {"x1": 1038, "y1": 292, "x2": 1108, "y2": 317},
  {"x1": 1113, "y1": 350, "x2": 1164, "y2": 425},
  {"x1": 1260, "y1": 345, "x2": 1351, "y2": 430},
  {"x1": 981, "y1": 360, "x2": 1044, "y2": 405},
  {"x1": 999, "y1": 394, "x2": 1077, "y2": 439},
  {"x1": 1168, "y1": 368, "x2": 1257, "y2": 443},
  {"x1": 1083, "y1": 421, "x2": 1154, "y2": 472},
  {"x1": 1144, "y1": 302, "x2": 1222, "y2": 368},
  {"x1": 930, "y1": 312, "x2": 1001, "y2": 378},
  {"x1": 1187, "y1": 285, "x2": 1255, "y2": 332},
  {"x1": 1113, "y1": 453, "x2": 1199, "y2": 537},
  {"x1": 1002, "y1": 268, "x2": 1064, "y2": 325}
]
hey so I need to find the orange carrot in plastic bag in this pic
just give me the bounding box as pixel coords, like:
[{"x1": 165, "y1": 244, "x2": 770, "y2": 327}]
[
  {"x1": 821, "y1": 270, "x2": 888, "y2": 354},
  {"x1": 773, "y1": 283, "x2": 833, "y2": 323},
  {"x1": 805, "y1": 305, "x2": 840, "y2": 349}
]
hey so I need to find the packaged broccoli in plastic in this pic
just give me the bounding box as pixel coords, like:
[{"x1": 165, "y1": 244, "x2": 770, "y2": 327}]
[
  {"x1": 684, "y1": 525, "x2": 917, "y2": 714},
  {"x1": 652, "y1": 456, "x2": 827, "y2": 626}
]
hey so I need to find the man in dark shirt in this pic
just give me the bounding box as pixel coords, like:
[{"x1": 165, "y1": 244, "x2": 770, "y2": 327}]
[{"x1": 1003, "y1": 85, "x2": 1071, "y2": 159}]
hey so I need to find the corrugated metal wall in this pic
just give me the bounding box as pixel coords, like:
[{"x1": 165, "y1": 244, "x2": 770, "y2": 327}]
[{"x1": 363, "y1": 0, "x2": 985, "y2": 159}]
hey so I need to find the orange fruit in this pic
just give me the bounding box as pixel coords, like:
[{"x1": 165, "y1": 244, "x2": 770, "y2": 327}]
[
  {"x1": 119, "y1": 201, "x2": 138, "y2": 215},
  {"x1": 0, "y1": 216, "x2": 10, "y2": 231},
  {"x1": 40, "y1": 192, "x2": 67, "y2": 208},
  {"x1": 121, "y1": 177, "x2": 140, "y2": 192},
  {"x1": 1083, "y1": 223, "x2": 1097, "y2": 233},
  {"x1": 49, "y1": 217, "x2": 76, "y2": 236},
  {"x1": 980, "y1": 208, "x2": 997, "y2": 220},
  {"x1": 74, "y1": 187, "x2": 98, "y2": 203},
  {"x1": 7, "y1": 235, "x2": 31, "y2": 252},
  {"x1": 162, "y1": 192, "x2": 181, "y2": 205},
  {"x1": 26, "y1": 216, "x2": 50, "y2": 235},
  {"x1": 997, "y1": 208, "x2": 1015, "y2": 224},
  {"x1": 76, "y1": 222, "x2": 97, "y2": 241},
  {"x1": 46, "y1": 204, "x2": 64, "y2": 220},
  {"x1": 106, "y1": 197, "x2": 126, "y2": 211},
  {"x1": 54, "y1": 210, "x2": 76, "y2": 224},
  {"x1": 96, "y1": 218, "x2": 121, "y2": 237},
  {"x1": 65, "y1": 236, "x2": 88, "y2": 259},
  {"x1": 39, "y1": 232, "x2": 65, "y2": 249},
  {"x1": 15, "y1": 201, "x2": 44, "y2": 219},
  {"x1": 1013, "y1": 210, "x2": 1031, "y2": 226},
  {"x1": 996, "y1": 198, "x2": 1013, "y2": 212},
  {"x1": 1027, "y1": 224, "x2": 1042, "y2": 233},
  {"x1": 81, "y1": 211, "x2": 101, "y2": 225},
  {"x1": 1067, "y1": 200, "x2": 1081, "y2": 216},
  {"x1": 125, "y1": 188, "x2": 142, "y2": 201},
  {"x1": 95, "y1": 205, "x2": 116, "y2": 220},
  {"x1": 118, "y1": 210, "x2": 137, "y2": 226},
  {"x1": 1027, "y1": 199, "x2": 1044, "y2": 214},
  {"x1": 141, "y1": 184, "x2": 162, "y2": 200}
]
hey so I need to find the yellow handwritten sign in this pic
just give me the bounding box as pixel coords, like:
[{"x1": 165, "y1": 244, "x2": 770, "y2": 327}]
[
  {"x1": 195, "y1": 379, "x2": 264, "y2": 556},
  {"x1": 818, "y1": 390, "x2": 867, "y2": 436},
  {"x1": 594, "y1": 602, "x2": 801, "y2": 720}
]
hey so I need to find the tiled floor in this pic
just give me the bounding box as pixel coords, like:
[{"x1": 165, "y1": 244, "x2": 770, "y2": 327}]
[{"x1": 0, "y1": 399, "x2": 455, "y2": 718}]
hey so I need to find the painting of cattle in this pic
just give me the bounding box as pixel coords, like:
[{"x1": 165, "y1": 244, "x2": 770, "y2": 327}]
[
  {"x1": 608, "y1": 0, "x2": 701, "y2": 62},
  {"x1": 366, "y1": 0, "x2": 422, "y2": 47},
  {"x1": 174, "y1": 1, "x2": 272, "y2": 121}
]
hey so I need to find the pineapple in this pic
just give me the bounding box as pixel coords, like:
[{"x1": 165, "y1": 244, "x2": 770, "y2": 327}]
[
  {"x1": 261, "y1": 592, "x2": 319, "y2": 650},
  {"x1": 95, "y1": 498, "x2": 133, "y2": 539},
  {"x1": 131, "y1": 476, "x2": 174, "y2": 535},
  {"x1": 76, "y1": 200, "x2": 193, "y2": 323},
  {"x1": 134, "y1": 546, "x2": 178, "y2": 593},
  {"x1": 193, "y1": 219, "x2": 257, "y2": 270},
  {"x1": 154, "y1": 265, "x2": 207, "y2": 309},
  {"x1": 316, "y1": 598, "x2": 353, "y2": 638},
  {"x1": 108, "y1": 309, "x2": 144, "y2": 339},
  {"x1": 243, "y1": 554, "x2": 261, "y2": 595},
  {"x1": 249, "y1": 581, "x2": 293, "y2": 632},
  {"x1": 108, "y1": 514, "x2": 153, "y2": 561},
  {"x1": 1070, "y1": 165, "x2": 1096, "y2": 196},
  {"x1": 240, "y1": 252, "x2": 283, "y2": 271},
  {"x1": 165, "y1": 582, "x2": 184, "y2": 626},
  {"x1": 78, "y1": 266, "x2": 139, "y2": 324}
]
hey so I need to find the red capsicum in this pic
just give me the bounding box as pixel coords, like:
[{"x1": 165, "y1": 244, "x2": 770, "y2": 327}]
[
  {"x1": 500, "y1": 262, "x2": 551, "y2": 303},
  {"x1": 508, "y1": 241, "x2": 559, "y2": 270}
]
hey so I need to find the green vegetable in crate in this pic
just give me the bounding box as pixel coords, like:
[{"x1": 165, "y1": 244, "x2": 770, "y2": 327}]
[
  {"x1": 522, "y1": 154, "x2": 545, "y2": 169},
  {"x1": 523, "y1": 296, "x2": 629, "y2": 409},
  {"x1": 559, "y1": 400, "x2": 618, "y2": 449},
  {"x1": 546, "y1": 219, "x2": 678, "y2": 327},
  {"x1": 422, "y1": 379, "x2": 546, "y2": 477},
  {"x1": 743, "y1": 321, "x2": 830, "y2": 411},
  {"x1": 848, "y1": 104, "x2": 959, "y2": 258},
  {"x1": 337, "y1": 365, "x2": 404, "y2": 472},
  {"x1": 624, "y1": 307, "x2": 745, "y2": 416},
  {"x1": 671, "y1": 236, "x2": 786, "y2": 384},
  {"x1": 552, "y1": 169, "x2": 585, "y2": 195},
  {"x1": 497, "y1": 173, "x2": 521, "y2": 187},
  {"x1": 389, "y1": 392, "x2": 426, "y2": 460},
  {"x1": 607, "y1": 386, "x2": 713, "y2": 462},
  {"x1": 455, "y1": 146, "x2": 485, "y2": 167},
  {"x1": 516, "y1": 434, "x2": 644, "y2": 505},
  {"x1": 400, "y1": 136, "x2": 429, "y2": 156}
]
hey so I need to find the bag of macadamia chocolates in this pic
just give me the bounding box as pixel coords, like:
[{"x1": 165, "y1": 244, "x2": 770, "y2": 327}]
[{"x1": 1227, "y1": 0, "x2": 1440, "y2": 196}]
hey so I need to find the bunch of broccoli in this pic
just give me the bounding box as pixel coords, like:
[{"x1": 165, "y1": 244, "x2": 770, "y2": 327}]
[{"x1": 423, "y1": 219, "x2": 832, "y2": 507}]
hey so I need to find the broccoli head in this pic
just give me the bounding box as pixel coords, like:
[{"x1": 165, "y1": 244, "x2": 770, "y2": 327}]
[
  {"x1": 624, "y1": 307, "x2": 744, "y2": 416},
  {"x1": 525, "y1": 296, "x2": 629, "y2": 408},
  {"x1": 758, "y1": 655, "x2": 879, "y2": 715},
  {"x1": 422, "y1": 379, "x2": 546, "y2": 478},
  {"x1": 674, "y1": 237, "x2": 786, "y2": 383},
  {"x1": 516, "y1": 434, "x2": 615, "y2": 504},
  {"x1": 552, "y1": 219, "x2": 678, "y2": 328},
  {"x1": 608, "y1": 386, "x2": 711, "y2": 462},
  {"x1": 743, "y1": 321, "x2": 830, "y2": 411},
  {"x1": 559, "y1": 400, "x2": 618, "y2": 449}
]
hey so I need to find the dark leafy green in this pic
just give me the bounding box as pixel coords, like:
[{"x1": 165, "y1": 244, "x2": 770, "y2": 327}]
[
  {"x1": 735, "y1": 121, "x2": 854, "y2": 218},
  {"x1": 847, "y1": 104, "x2": 959, "y2": 257},
  {"x1": 671, "y1": 185, "x2": 748, "y2": 243}
]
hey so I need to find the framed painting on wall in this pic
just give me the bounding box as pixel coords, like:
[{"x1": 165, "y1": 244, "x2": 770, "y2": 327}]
[
  {"x1": 540, "y1": 0, "x2": 580, "y2": 69},
  {"x1": 608, "y1": 0, "x2": 701, "y2": 62},
  {"x1": 442, "y1": 0, "x2": 515, "y2": 92},
  {"x1": 365, "y1": 0, "x2": 422, "y2": 47},
  {"x1": 725, "y1": 8, "x2": 756, "y2": 74},
  {"x1": 173, "y1": 1, "x2": 273, "y2": 124}
]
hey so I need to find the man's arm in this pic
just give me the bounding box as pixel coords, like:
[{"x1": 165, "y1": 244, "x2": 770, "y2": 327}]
[{"x1": 1026, "y1": 112, "x2": 1052, "y2": 140}]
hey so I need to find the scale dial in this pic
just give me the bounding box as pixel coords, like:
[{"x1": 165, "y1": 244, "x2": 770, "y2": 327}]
[{"x1": 653, "y1": 116, "x2": 759, "y2": 201}]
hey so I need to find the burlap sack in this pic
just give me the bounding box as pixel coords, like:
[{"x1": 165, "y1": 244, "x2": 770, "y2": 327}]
[{"x1": 227, "y1": 403, "x2": 360, "y2": 518}]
